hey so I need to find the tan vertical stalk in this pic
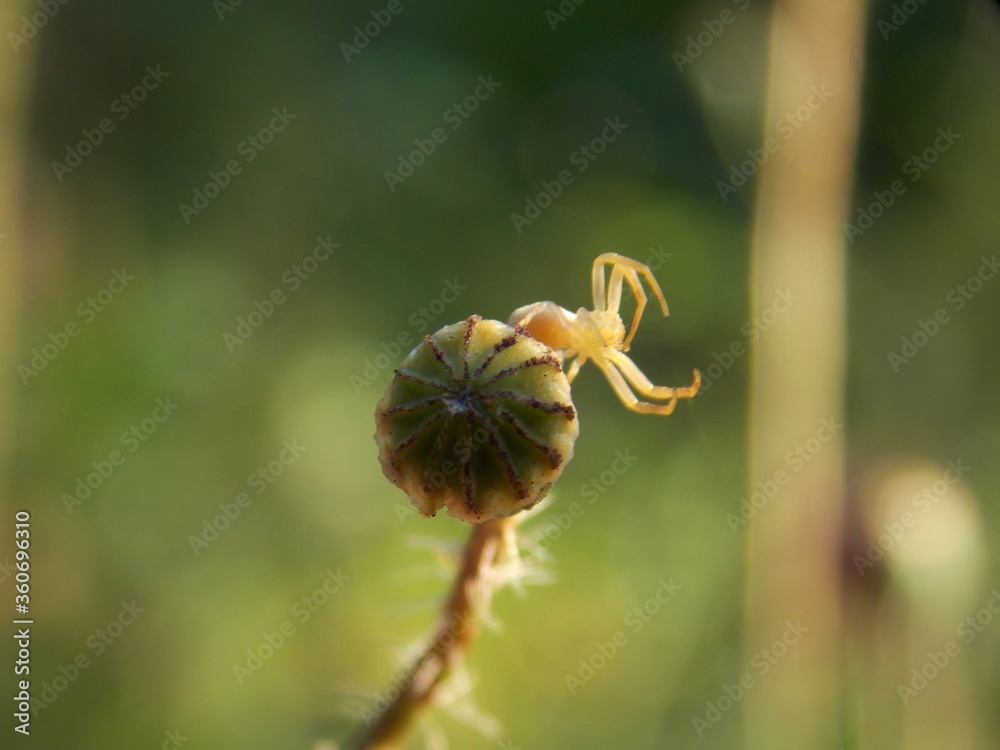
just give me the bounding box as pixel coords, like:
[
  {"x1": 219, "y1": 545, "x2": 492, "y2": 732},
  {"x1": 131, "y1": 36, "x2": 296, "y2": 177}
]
[{"x1": 743, "y1": 0, "x2": 866, "y2": 747}]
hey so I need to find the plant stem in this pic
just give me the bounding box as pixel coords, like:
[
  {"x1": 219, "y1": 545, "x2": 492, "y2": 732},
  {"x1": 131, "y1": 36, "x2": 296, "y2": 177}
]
[
  {"x1": 743, "y1": 0, "x2": 864, "y2": 746},
  {"x1": 353, "y1": 517, "x2": 514, "y2": 750}
]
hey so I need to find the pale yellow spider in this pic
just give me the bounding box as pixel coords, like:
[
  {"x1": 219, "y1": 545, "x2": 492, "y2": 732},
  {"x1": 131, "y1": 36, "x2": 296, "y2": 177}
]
[{"x1": 508, "y1": 253, "x2": 700, "y2": 416}]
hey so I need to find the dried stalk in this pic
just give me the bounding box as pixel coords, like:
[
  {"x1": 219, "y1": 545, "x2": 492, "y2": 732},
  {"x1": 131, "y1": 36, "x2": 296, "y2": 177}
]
[{"x1": 353, "y1": 517, "x2": 514, "y2": 750}]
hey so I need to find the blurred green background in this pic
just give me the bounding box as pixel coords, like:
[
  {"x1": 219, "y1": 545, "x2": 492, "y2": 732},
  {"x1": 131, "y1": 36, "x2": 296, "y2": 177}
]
[{"x1": 2, "y1": 0, "x2": 1000, "y2": 748}]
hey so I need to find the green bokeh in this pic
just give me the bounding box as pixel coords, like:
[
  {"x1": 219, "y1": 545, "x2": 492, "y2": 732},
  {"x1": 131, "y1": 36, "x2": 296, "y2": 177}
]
[{"x1": 4, "y1": 1, "x2": 1000, "y2": 749}]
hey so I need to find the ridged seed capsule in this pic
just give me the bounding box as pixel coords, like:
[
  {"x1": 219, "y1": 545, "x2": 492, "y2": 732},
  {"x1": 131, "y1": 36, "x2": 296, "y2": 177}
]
[{"x1": 375, "y1": 315, "x2": 579, "y2": 523}]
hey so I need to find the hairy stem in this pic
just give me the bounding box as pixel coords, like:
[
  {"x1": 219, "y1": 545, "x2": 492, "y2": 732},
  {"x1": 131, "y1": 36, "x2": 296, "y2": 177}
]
[{"x1": 353, "y1": 517, "x2": 514, "y2": 750}]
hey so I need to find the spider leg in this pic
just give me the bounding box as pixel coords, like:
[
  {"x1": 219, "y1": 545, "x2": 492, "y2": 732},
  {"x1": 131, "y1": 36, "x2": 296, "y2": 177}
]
[
  {"x1": 594, "y1": 253, "x2": 670, "y2": 317},
  {"x1": 594, "y1": 253, "x2": 672, "y2": 351},
  {"x1": 591, "y1": 259, "x2": 645, "y2": 351},
  {"x1": 605, "y1": 263, "x2": 625, "y2": 315},
  {"x1": 593, "y1": 355, "x2": 684, "y2": 416},
  {"x1": 597, "y1": 264, "x2": 643, "y2": 351},
  {"x1": 618, "y1": 267, "x2": 647, "y2": 351},
  {"x1": 607, "y1": 348, "x2": 701, "y2": 402},
  {"x1": 592, "y1": 256, "x2": 607, "y2": 314},
  {"x1": 565, "y1": 354, "x2": 585, "y2": 384}
]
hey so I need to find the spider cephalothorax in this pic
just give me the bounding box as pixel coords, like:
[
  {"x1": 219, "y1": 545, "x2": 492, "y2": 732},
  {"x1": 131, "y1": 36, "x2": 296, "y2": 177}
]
[{"x1": 509, "y1": 253, "x2": 700, "y2": 416}]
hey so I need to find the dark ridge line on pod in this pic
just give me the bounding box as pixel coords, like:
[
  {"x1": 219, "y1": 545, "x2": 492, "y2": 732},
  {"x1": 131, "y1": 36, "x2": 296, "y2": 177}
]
[
  {"x1": 482, "y1": 354, "x2": 563, "y2": 387},
  {"x1": 392, "y1": 410, "x2": 446, "y2": 458},
  {"x1": 421, "y1": 413, "x2": 454, "y2": 495},
  {"x1": 381, "y1": 395, "x2": 447, "y2": 417},
  {"x1": 485, "y1": 389, "x2": 577, "y2": 419},
  {"x1": 460, "y1": 411, "x2": 476, "y2": 504},
  {"x1": 469, "y1": 405, "x2": 528, "y2": 500},
  {"x1": 471, "y1": 327, "x2": 525, "y2": 380},
  {"x1": 491, "y1": 403, "x2": 564, "y2": 469},
  {"x1": 461, "y1": 315, "x2": 477, "y2": 380},
  {"x1": 423, "y1": 334, "x2": 456, "y2": 380},
  {"x1": 393, "y1": 368, "x2": 458, "y2": 394}
]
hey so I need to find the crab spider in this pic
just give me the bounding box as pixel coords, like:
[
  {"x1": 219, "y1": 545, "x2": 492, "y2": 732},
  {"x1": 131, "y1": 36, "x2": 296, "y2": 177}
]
[{"x1": 508, "y1": 253, "x2": 700, "y2": 416}]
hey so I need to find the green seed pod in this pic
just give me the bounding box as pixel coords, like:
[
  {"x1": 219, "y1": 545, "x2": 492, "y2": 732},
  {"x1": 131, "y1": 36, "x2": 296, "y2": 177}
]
[{"x1": 375, "y1": 315, "x2": 579, "y2": 523}]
